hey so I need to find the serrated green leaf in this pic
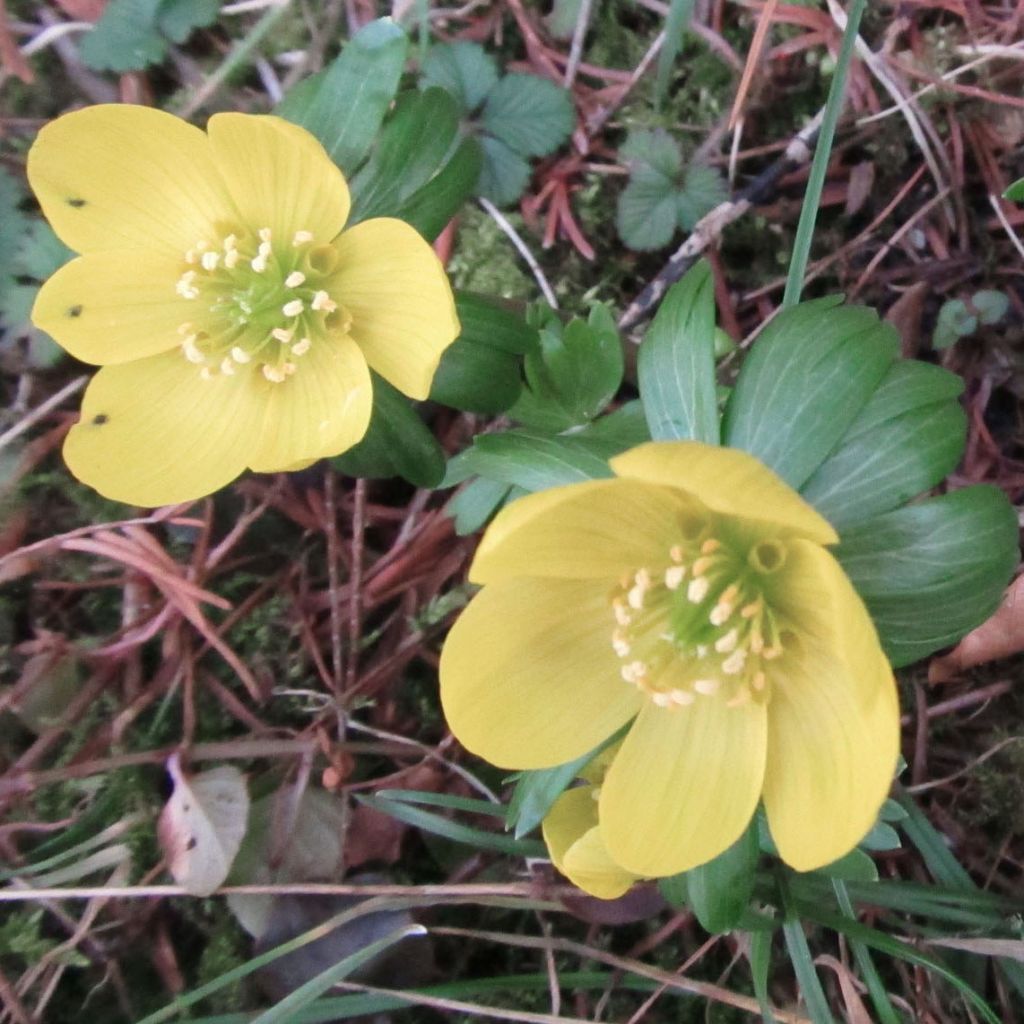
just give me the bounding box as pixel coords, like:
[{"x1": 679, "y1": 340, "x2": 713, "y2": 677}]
[
  {"x1": 723, "y1": 298, "x2": 897, "y2": 488},
  {"x1": 278, "y1": 18, "x2": 409, "y2": 174},
  {"x1": 447, "y1": 476, "x2": 512, "y2": 536},
  {"x1": 616, "y1": 166, "x2": 682, "y2": 251},
  {"x1": 676, "y1": 164, "x2": 728, "y2": 229},
  {"x1": 79, "y1": 0, "x2": 166, "y2": 72},
  {"x1": 349, "y1": 88, "x2": 460, "y2": 223},
  {"x1": 686, "y1": 818, "x2": 759, "y2": 933},
  {"x1": 157, "y1": 0, "x2": 219, "y2": 43},
  {"x1": 395, "y1": 136, "x2": 483, "y2": 240},
  {"x1": 331, "y1": 375, "x2": 444, "y2": 488},
  {"x1": 482, "y1": 74, "x2": 574, "y2": 158},
  {"x1": 512, "y1": 304, "x2": 623, "y2": 431},
  {"x1": 420, "y1": 41, "x2": 498, "y2": 113},
  {"x1": 836, "y1": 486, "x2": 1018, "y2": 667},
  {"x1": 1004, "y1": 177, "x2": 1024, "y2": 202},
  {"x1": 620, "y1": 128, "x2": 682, "y2": 178},
  {"x1": 637, "y1": 259, "x2": 718, "y2": 443},
  {"x1": 477, "y1": 134, "x2": 532, "y2": 206},
  {"x1": 800, "y1": 361, "x2": 966, "y2": 529}
]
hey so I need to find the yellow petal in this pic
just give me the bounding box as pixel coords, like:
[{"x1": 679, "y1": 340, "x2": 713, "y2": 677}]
[
  {"x1": 207, "y1": 114, "x2": 350, "y2": 245},
  {"x1": 64, "y1": 352, "x2": 265, "y2": 506},
  {"x1": 32, "y1": 251, "x2": 199, "y2": 365},
  {"x1": 599, "y1": 696, "x2": 767, "y2": 876},
  {"x1": 611, "y1": 441, "x2": 838, "y2": 546},
  {"x1": 247, "y1": 335, "x2": 373, "y2": 472},
  {"x1": 28, "y1": 104, "x2": 233, "y2": 256},
  {"x1": 331, "y1": 218, "x2": 460, "y2": 399},
  {"x1": 762, "y1": 540, "x2": 900, "y2": 871},
  {"x1": 543, "y1": 787, "x2": 638, "y2": 899},
  {"x1": 439, "y1": 578, "x2": 642, "y2": 769},
  {"x1": 470, "y1": 478, "x2": 697, "y2": 584}
]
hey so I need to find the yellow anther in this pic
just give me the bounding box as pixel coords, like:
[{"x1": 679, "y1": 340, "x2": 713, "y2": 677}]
[
  {"x1": 291, "y1": 337, "x2": 311, "y2": 356},
  {"x1": 271, "y1": 327, "x2": 294, "y2": 344},
  {"x1": 220, "y1": 357, "x2": 235, "y2": 376},
  {"x1": 693, "y1": 678, "x2": 720, "y2": 696},
  {"x1": 670, "y1": 688, "x2": 695, "y2": 706},
  {"x1": 224, "y1": 250, "x2": 240, "y2": 269},
  {"x1": 250, "y1": 253, "x2": 268, "y2": 273},
  {"x1": 230, "y1": 346, "x2": 251, "y2": 364},
  {"x1": 621, "y1": 660, "x2": 648, "y2": 686},
  {"x1": 311, "y1": 290, "x2": 337, "y2": 312},
  {"x1": 184, "y1": 249, "x2": 197, "y2": 264},
  {"x1": 292, "y1": 229, "x2": 314, "y2": 246},
  {"x1": 687, "y1": 576, "x2": 710, "y2": 604},
  {"x1": 200, "y1": 250, "x2": 220, "y2": 271},
  {"x1": 763, "y1": 645, "x2": 783, "y2": 661},
  {"x1": 669, "y1": 544, "x2": 684, "y2": 563},
  {"x1": 627, "y1": 568, "x2": 651, "y2": 610},
  {"x1": 181, "y1": 335, "x2": 204, "y2": 364},
  {"x1": 752, "y1": 671, "x2": 767, "y2": 691},
  {"x1": 709, "y1": 599, "x2": 735, "y2": 627},
  {"x1": 652, "y1": 691, "x2": 673, "y2": 707},
  {"x1": 282, "y1": 362, "x2": 297, "y2": 376},
  {"x1": 722, "y1": 649, "x2": 747, "y2": 676},
  {"x1": 258, "y1": 227, "x2": 272, "y2": 243},
  {"x1": 177, "y1": 322, "x2": 194, "y2": 335},
  {"x1": 612, "y1": 598, "x2": 632, "y2": 627},
  {"x1": 223, "y1": 234, "x2": 237, "y2": 251},
  {"x1": 696, "y1": 644, "x2": 709, "y2": 659},
  {"x1": 750, "y1": 631, "x2": 764, "y2": 654},
  {"x1": 714, "y1": 629, "x2": 739, "y2": 653},
  {"x1": 692, "y1": 555, "x2": 713, "y2": 577},
  {"x1": 740, "y1": 600, "x2": 762, "y2": 619},
  {"x1": 664, "y1": 565, "x2": 686, "y2": 590},
  {"x1": 700, "y1": 539, "x2": 721, "y2": 555},
  {"x1": 282, "y1": 299, "x2": 305, "y2": 318},
  {"x1": 199, "y1": 367, "x2": 213, "y2": 381},
  {"x1": 285, "y1": 271, "x2": 306, "y2": 288},
  {"x1": 611, "y1": 629, "x2": 631, "y2": 657},
  {"x1": 262, "y1": 364, "x2": 287, "y2": 383},
  {"x1": 195, "y1": 239, "x2": 209, "y2": 252}
]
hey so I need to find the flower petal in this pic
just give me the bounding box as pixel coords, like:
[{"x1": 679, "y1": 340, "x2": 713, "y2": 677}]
[
  {"x1": 599, "y1": 696, "x2": 767, "y2": 876},
  {"x1": 64, "y1": 353, "x2": 265, "y2": 506},
  {"x1": 543, "y1": 788, "x2": 638, "y2": 899},
  {"x1": 207, "y1": 114, "x2": 350, "y2": 244},
  {"x1": 439, "y1": 577, "x2": 642, "y2": 769},
  {"x1": 28, "y1": 104, "x2": 233, "y2": 256},
  {"x1": 247, "y1": 335, "x2": 373, "y2": 472},
  {"x1": 470, "y1": 478, "x2": 697, "y2": 584},
  {"x1": 762, "y1": 540, "x2": 900, "y2": 871},
  {"x1": 611, "y1": 441, "x2": 838, "y2": 546},
  {"x1": 331, "y1": 218, "x2": 460, "y2": 399},
  {"x1": 32, "y1": 251, "x2": 199, "y2": 365}
]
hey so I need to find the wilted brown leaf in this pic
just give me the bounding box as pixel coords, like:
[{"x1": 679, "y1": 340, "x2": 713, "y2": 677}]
[{"x1": 930, "y1": 574, "x2": 1024, "y2": 682}]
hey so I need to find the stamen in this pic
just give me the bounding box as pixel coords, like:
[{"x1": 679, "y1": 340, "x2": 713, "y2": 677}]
[
  {"x1": 282, "y1": 299, "x2": 305, "y2": 318},
  {"x1": 181, "y1": 335, "x2": 204, "y2": 364},
  {"x1": 199, "y1": 367, "x2": 213, "y2": 381},
  {"x1": 722, "y1": 649, "x2": 747, "y2": 676},
  {"x1": 262, "y1": 365, "x2": 287, "y2": 383},
  {"x1": 670, "y1": 689, "x2": 695, "y2": 706},
  {"x1": 741, "y1": 600, "x2": 762, "y2": 619},
  {"x1": 620, "y1": 661, "x2": 648, "y2": 686},
  {"x1": 727, "y1": 688, "x2": 752, "y2": 708},
  {"x1": 763, "y1": 645, "x2": 783, "y2": 661},
  {"x1": 271, "y1": 327, "x2": 294, "y2": 344},
  {"x1": 222, "y1": 234, "x2": 237, "y2": 251},
  {"x1": 627, "y1": 569, "x2": 651, "y2": 610},
  {"x1": 258, "y1": 227, "x2": 272, "y2": 243},
  {"x1": 611, "y1": 629, "x2": 631, "y2": 657},
  {"x1": 687, "y1": 577, "x2": 710, "y2": 604},
  {"x1": 714, "y1": 629, "x2": 739, "y2": 653},
  {"x1": 696, "y1": 644, "x2": 709, "y2": 658},
  {"x1": 285, "y1": 271, "x2": 306, "y2": 288},
  {"x1": 293, "y1": 229, "x2": 314, "y2": 246},
  {"x1": 220, "y1": 357, "x2": 235, "y2": 376},
  {"x1": 177, "y1": 322, "x2": 194, "y2": 335},
  {"x1": 230, "y1": 346, "x2": 251, "y2": 364},
  {"x1": 612, "y1": 598, "x2": 632, "y2": 627},
  {"x1": 652, "y1": 692, "x2": 673, "y2": 707},
  {"x1": 693, "y1": 678, "x2": 720, "y2": 696},
  {"x1": 224, "y1": 250, "x2": 240, "y2": 269},
  {"x1": 200, "y1": 250, "x2": 220, "y2": 271},
  {"x1": 251, "y1": 253, "x2": 268, "y2": 273},
  {"x1": 291, "y1": 337, "x2": 311, "y2": 356},
  {"x1": 184, "y1": 249, "x2": 197, "y2": 264},
  {"x1": 692, "y1": 555, "x2": 714, "y2": 577},
  {"x1": 282, "y1": 362, "x2": 297, "y2": 376},
  {"x1": 669, "y1": 544, "x2": 684, "y2": 563},
  {"x1": 752, "y1": 671, "x2": 767, "y2": 691},
  {"x1": 195, "y1": 240, "x2": 209, "y2": 252},
  {"x1": 709, "y1": 585, "x2": 740, "y2": 627},
  {"x1": 311, "y1": 290, "x2": 337, "y2": 312},
  {"x1": 176, "y1": 271, "x2": 199, "y2": 299},
  {"x1": 664, "y1": 565, "x2": 686, "y2": 590},
  {"x1": 750, "y1": 631, "x2": 764, "y2": 654},
  {"x1": 700, "y1": 539, "x2": 721, "y2": 554}
]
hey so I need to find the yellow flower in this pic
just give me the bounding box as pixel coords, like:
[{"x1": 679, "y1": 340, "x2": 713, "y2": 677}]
[
  {"x1": 541, "y1": 746, "x2": 641, "y2": 899},
  {"x1": 441, "y1": 441, "x2": 899, "y2": 881},
  {"x1": 29, "y1": 105, "x2": 460, "y2": 505}
]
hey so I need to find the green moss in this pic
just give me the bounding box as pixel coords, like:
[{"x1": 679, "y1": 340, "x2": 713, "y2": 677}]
[{"x1": 450, "y1": 206, "x2": 534, "y2": 300}]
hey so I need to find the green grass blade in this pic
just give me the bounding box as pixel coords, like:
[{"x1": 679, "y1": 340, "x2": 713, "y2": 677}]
[
  {"x1": 749, "y1": 927, "x2": 779, "y2": 1024},
  {"x1": 654, "y1": 0, "x2": 696, "y2": 109},
  {"x1": 780, "y1": 875, "x2": 836, "y2": 1024},
  {"x1": 782, "y1": 0, "x2": 867, "y2": 307}
]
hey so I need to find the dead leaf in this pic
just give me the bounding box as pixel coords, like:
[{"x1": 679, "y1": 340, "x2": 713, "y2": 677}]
[
  {"x1": 923, "y1": 937, "x2": 1024, "y2": 963},
  {"x1": 929, "y1": 574, "x2": 1024, "y2": 682},
  {"x1": 51, "y1": 0, "x2": 106, "y2": 18},
  {"x1": 157, "y1": 754, "x2": 249, "y2": 896},
  {"x1": 561, "y1": 882, "x2": 667, "y2": 925},
  {"x1": 845, "y1": 161, "x2": 875, "y2": 217},
  {"x1": 885, "y1": 281, "x2": 929, "y2": 359},
  {"x1": 816, "y1": 954, "x2": 872, "y2": 1024}
]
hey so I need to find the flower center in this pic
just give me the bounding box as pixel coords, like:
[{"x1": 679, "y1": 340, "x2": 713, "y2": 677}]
[
  {"x1": 609, "y1": 522, "x2": 790, "y2": 711},
  {"x1": 174, "y1": 226, "x2": 351, "y2": 384}
]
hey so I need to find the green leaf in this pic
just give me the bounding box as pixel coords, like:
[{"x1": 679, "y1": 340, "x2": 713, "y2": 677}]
[
  {"x1": 331, "y1": 375, "x2": 444, "y2": 488},
  {"x1": 157, "y1": 0, "x2": 219, "y2": 43},
  {"x1": 723, "y1": 298, "x2": 897, "y2": 489},
  {"x1": 16, "y1": 221, "x2": 74, "y2": 281},
  {"x1": 420, "y1": 41, "x2": 498, "y2": 113},
  {"x1": 446, "y1": 477, "x2": 512, "y2": 536},
  {"x1": 430, "y1": 293, "x2": 531, "y2": 413},
  {"x1": 800, "y1": 361, "x2": 966, "y2": 529},
  {"x1": 78, "y1": 0, "x2": 166, "y2": 71},
  {"x1": 814, "y1": 849, "x2": 878, "y2": 883},
  {"x1": 836, "y1": 486, "x2": 1018, "y2": 667},
  {"x1": 349, "y1": 88, "x2": 460, "y2": 223},
  {"x1": 482, "y1": 74, "x2": 575, "y2": 158},
  {"x1": 278, "y1": 18, "x2": 409, "y2": 175},
  {"x1": 477, "y1": 134, "x2": 532, "y2": 206},
  {"x1": 971, "y1": 289, "x2": 1009, "y2": 325},
  {"x1": 0, "y1": 168, "x2": 27, "y2": 261},
  {"x1": 859, "y1": 822, "x2": 901, "y2": 852},
  {"x1": 637, "y1": 259, "x2": 718, "y2": 444},
  {"x1": 395, "y1": 136, "x2": 483, "y2": 240},
  {"x1": 658, "y1": 872, "x2": 688, "y2": 907},
  {"x1": 686, "y1": 819, "x2": 759, "y2": 933},
  {"x1": 1004, "y1": 177, "x2": 1024, "y2": 202},
  {"x1": 512, "y1": 305, "x2": 623, "y2": 432},
  {"x1": 654, "y1": 0, "x2": 696, "y2": 108},
  {"x1": 781, "y1": 904, "x2": 836, "y2": 1024},
  {"x1": 547, "y1": 0, "x2": 590, "y2": 39},
  {"x1": 749, "y1": 928, "x2": 779, "y2": 1024},
  {"x1": 933, "y1": 299, "x2": 977, "y2": 349}
]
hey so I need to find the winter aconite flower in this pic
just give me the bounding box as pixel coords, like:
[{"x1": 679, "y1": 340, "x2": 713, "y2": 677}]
[
  {"x1": 29, "y1": 105, "x2": 460, "y2": 505},
  {"x1": 441, "y1": 441, "x2": 900, "y2": 883}
]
